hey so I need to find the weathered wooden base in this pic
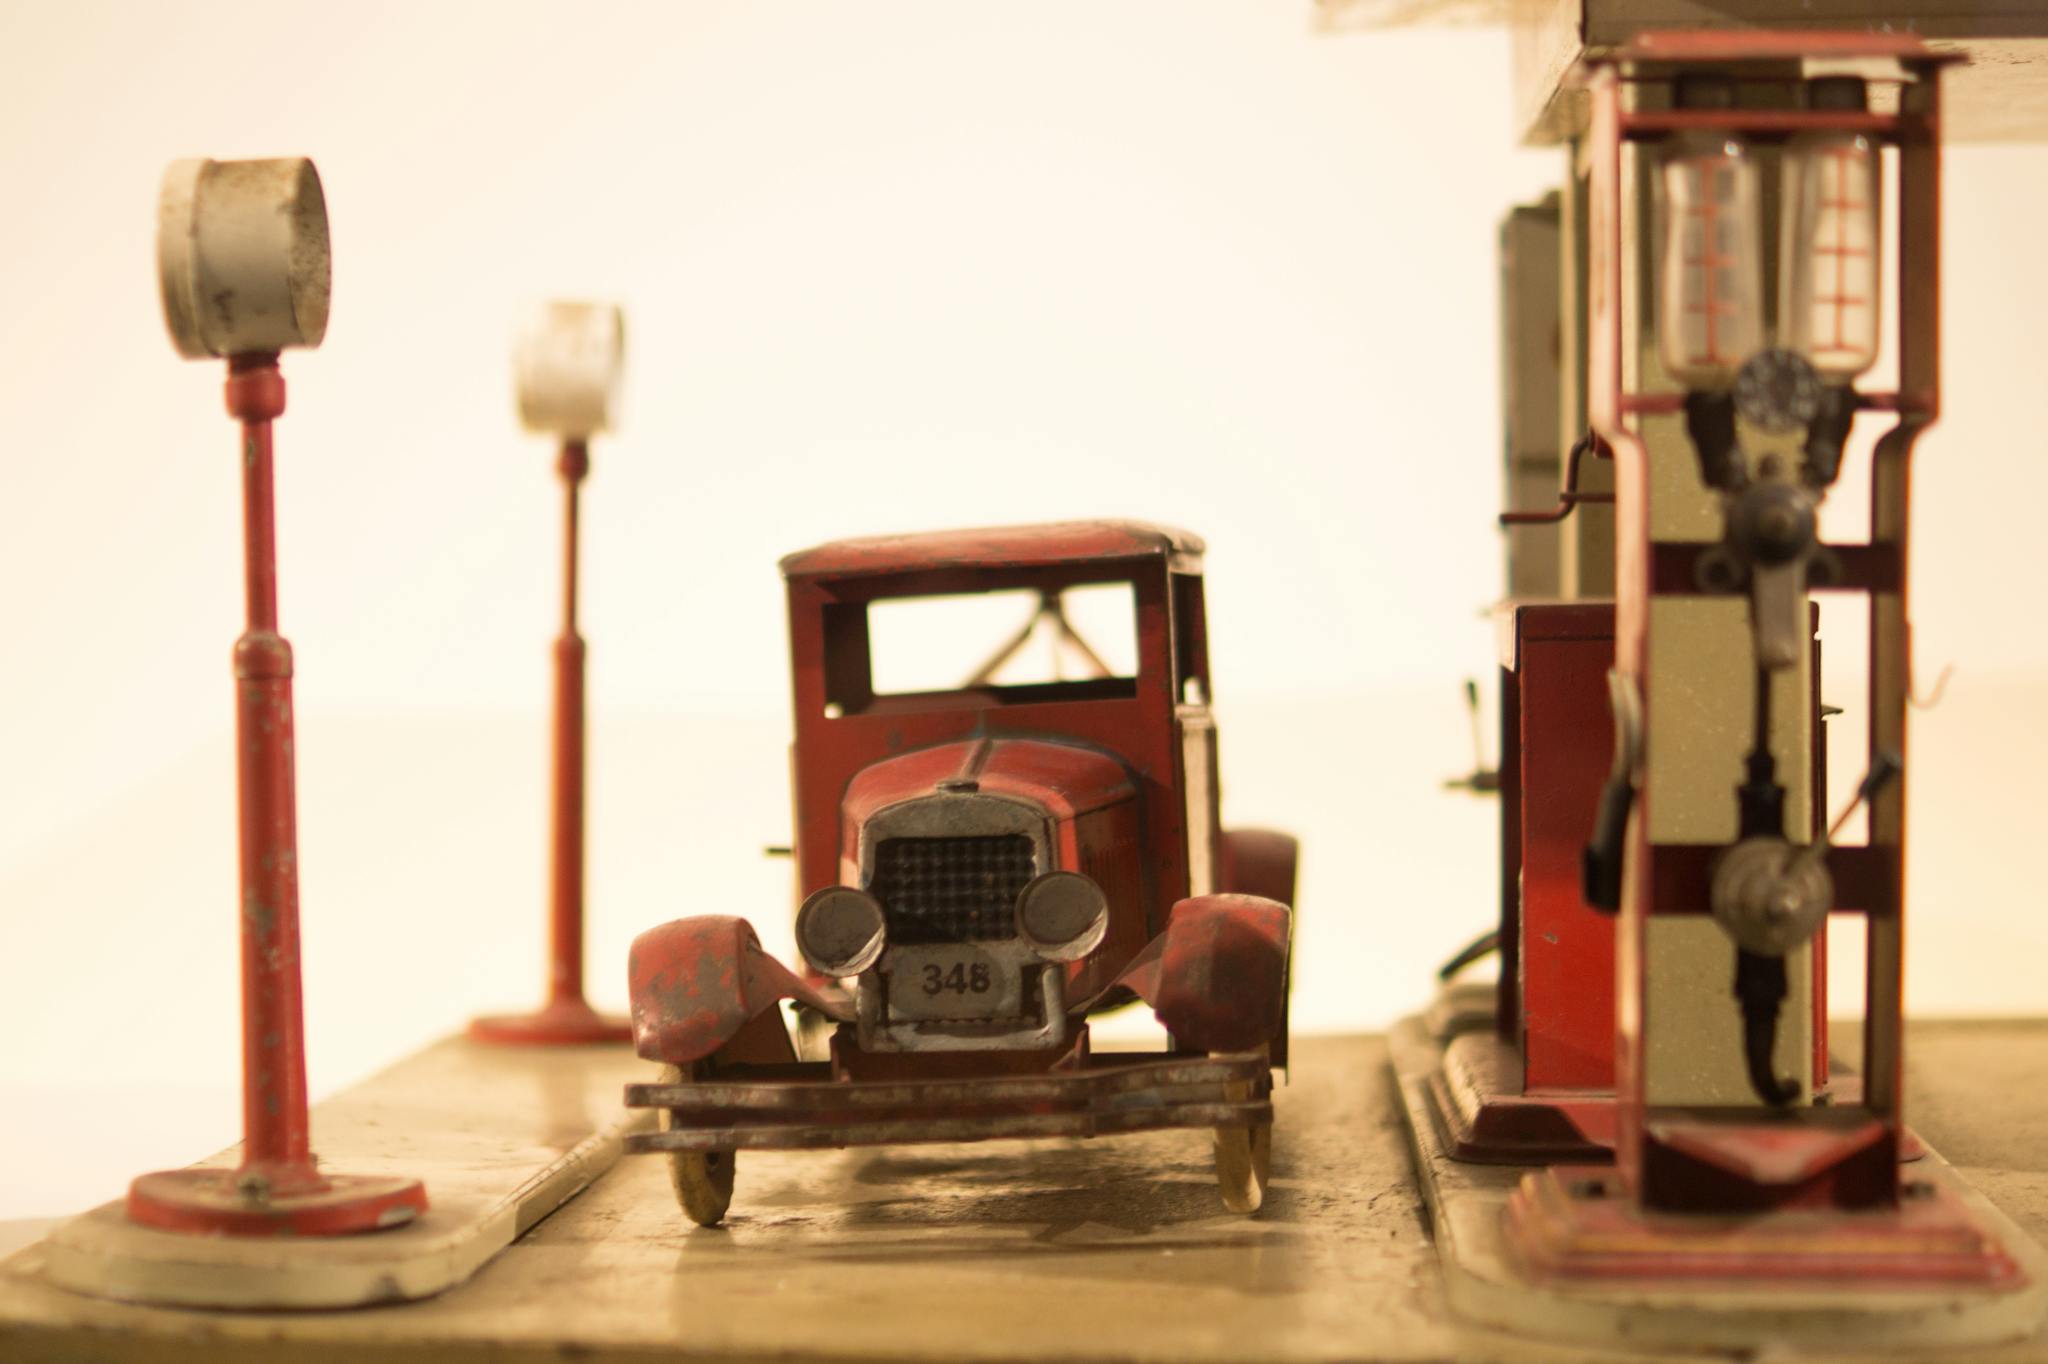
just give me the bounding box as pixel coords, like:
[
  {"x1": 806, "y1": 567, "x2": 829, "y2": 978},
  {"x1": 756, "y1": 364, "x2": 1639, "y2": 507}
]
[
  {"x1": 36, "y1": 1036, "x2": 651, "y2": 1309},
  {"x1": 8, "y1": 1028, "x2": 2048, "y2": 1360},
  {"x1": 1390, "y1": 1014, "x2": 2048, "y2": 1352}
]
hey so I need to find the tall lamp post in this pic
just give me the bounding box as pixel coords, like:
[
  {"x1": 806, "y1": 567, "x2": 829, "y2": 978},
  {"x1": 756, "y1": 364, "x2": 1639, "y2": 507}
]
[
  {"x1": 128, "y1": 158, "x2": 428, "y2": 1235},
  {"x1": 470, "y1": 303, "x2": 631, "y2": 1045}
]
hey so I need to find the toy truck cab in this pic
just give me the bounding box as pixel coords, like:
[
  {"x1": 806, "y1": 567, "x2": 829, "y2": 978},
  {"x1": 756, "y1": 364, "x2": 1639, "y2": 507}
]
[{"x1": 623, "y1": 521, "x2": 1295, "y2": 1224}]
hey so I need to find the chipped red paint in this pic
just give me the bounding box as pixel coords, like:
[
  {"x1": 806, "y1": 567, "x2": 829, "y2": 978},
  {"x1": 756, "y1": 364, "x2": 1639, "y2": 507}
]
[
  {"x1": 628, "y1": 916, "x2": 853, "y2": 1066},
  {"x1": 1099, "y1": 895, "x2": 1291, "y2": 1055},
  {"x1": 779, "y1": 519, "x2": 1202, "y2": 581},
  {"x1": 127, "y1": 1169, "x2": 430, "y2": 1238},
  {"x1": 127, "y1": 353, "x2": 426, "y2": 1237}
]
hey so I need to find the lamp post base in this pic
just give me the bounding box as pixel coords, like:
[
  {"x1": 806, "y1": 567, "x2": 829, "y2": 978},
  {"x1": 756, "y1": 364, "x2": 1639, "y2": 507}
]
[
  {"x1": 126, "y1": 1167, "x2": 427, "y2": 1237},
  {"x1": 469, "y1": 997, "x2": 631, "y2": 1046}
]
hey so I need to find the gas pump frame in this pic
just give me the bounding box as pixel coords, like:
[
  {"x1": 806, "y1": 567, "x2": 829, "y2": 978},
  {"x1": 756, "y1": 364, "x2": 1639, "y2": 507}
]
[{"x1": 1503, "y1": 30, "x2": 2027, "y2": 1284}]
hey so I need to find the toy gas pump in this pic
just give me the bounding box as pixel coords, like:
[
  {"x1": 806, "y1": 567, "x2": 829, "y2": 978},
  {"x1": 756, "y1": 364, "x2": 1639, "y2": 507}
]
[
  {"x1": 1507, "y1": 29, "x2": 2042, "y2": 1326},
  {"x1": 128, "y1": 159, "x2": 428, "y2": 1235},
  {"x1": 470, "y1": 303, "x2": 632, "y2": 1046},
  {"x1": 1396, "y1": 34, "x2": 2047, "y2": 1350}
]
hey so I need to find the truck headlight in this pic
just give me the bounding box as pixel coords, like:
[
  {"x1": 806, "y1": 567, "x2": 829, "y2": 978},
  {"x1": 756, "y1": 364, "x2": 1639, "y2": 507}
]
[
  {"x1": 1015, "y1": 872, "x2": 1109, "y2": 963},
  {"x1": 796, "y1": 886, "x2": 887, "y2": 977}
]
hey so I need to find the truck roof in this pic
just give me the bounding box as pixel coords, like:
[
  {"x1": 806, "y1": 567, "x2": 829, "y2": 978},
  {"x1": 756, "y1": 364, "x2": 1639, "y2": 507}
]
[{"x1": 779, "y1": 519, "x2": 1205, "y2": 582}]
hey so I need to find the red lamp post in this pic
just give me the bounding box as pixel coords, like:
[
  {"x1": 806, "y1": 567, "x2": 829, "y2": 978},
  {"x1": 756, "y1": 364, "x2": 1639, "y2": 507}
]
[
  {"x1": 470, "y1": 303, "x2": 631, "y2": 1046},
  {"x1": 127, "y1": 157, "x2": 428, "y2": 1235}
]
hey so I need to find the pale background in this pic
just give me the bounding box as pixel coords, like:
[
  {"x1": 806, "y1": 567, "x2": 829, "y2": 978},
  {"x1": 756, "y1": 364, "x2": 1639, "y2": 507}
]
[{"x1": 1, "y1": 1, "x2": 2044, "y2": 1221}]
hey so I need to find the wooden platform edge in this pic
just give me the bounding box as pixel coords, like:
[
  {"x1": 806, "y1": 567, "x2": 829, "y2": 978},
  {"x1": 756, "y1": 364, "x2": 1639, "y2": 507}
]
[
  {"x1": 1387, "y1": 1013, "x2": 2048, "y2": 1353},
  {"x1": 26, "y1": 1035, "x2": 655, "y2": 1310}
]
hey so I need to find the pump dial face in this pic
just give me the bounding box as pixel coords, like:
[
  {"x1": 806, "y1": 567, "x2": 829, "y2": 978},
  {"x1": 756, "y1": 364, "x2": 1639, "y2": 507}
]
[{"x1": 1734, "y1": 349, "x2": 1823, "y2": 432}]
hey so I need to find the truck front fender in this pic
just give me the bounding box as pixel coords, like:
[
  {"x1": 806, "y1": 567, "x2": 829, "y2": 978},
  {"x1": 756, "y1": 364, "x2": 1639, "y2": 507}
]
[
  {"x1": 1095, "y1": 894, "x2": 1291, "y2": 1054},
  {"x1": 628, "y1": 915, "x2": 855, "y2": 1066}
]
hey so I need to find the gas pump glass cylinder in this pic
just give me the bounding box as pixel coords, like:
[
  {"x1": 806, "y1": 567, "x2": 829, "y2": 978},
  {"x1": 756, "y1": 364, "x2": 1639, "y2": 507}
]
[
  {"x1": 1657, "y1": 136, "x2": 1765, "y2": 387},
  {"x1": 1780, "y1": 134, "x2": 1881, "y2": 380}
]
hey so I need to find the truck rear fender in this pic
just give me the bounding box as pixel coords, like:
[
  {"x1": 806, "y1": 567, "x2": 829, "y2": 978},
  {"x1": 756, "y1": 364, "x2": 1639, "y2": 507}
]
[{"x1": 1220, "y1": 828, "x2": 1298, "y2": 907}]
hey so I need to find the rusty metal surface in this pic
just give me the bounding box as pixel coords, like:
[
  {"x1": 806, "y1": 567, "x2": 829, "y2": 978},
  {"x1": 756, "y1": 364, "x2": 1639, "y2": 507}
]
[
  {"x1": 626, "y1": 1053, "x2": 1270, "y2": 1152},
  {"x1": 1099, "y1": 895, "x2": 1291, "y2": 1056},
  {"x1": 628, "y1": 1053, "x2": 1266, "y2": 1113},
  {"x1": 628, "y1": 916, "x2": 854, "y2": 1067},
  {"x1": 628, "y1": 1104, "x2": 1268, "y2": 1154}
]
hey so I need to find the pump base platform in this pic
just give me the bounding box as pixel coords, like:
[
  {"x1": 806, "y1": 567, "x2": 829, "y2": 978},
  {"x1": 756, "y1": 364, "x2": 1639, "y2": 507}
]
[
  {"x1": 1390, "y1": 1013, "x2": 2048, "y2": 1352},
  {"x1": 1416, "y1": 979, "x2": 1615, "y2": 1165},
  {"x1": 1414, "y1": 980, "x2": 1911, "y2": 1168},
  {"x1": 35, "y1": 1035, "x2": 650, "y2": 1310},
  {"x1": 1510, "y1": 1161, "x2": 2025, "y2": 1285},
  {"x1": 1423, "y1": 1028, "x2": 1616, "y2": 1165}
]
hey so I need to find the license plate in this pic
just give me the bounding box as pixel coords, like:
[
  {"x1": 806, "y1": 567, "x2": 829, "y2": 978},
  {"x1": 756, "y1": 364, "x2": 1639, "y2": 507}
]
[{"x1": 885, "y1": 944, "x2": 1022, "y2": 1021}]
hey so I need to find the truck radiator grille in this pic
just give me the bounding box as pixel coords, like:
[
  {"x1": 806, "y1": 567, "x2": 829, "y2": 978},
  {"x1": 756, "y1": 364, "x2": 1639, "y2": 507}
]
[{"x1": 871, "y1": 835, "x2": 1034, "y2": 944}]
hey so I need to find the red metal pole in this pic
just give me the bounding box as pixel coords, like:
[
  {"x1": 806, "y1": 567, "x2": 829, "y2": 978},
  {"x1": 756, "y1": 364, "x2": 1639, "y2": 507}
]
[
  {"x1": 128, "y1": 353, "x2": 427, "y2": 1235},
  {"x1": 470, "y1": 439, "x2": 628, "y2": 1045},
  {"x1": 549, "y1": 441, "x2": 590, "y2": 1005},
  {"x1": 229, "y1": 352, "x2": 313, "y2": 1174}
]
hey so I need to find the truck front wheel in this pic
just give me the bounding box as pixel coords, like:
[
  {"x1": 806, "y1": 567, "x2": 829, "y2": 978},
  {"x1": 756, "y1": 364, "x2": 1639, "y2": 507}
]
[
  {"x1": 657, "y1": 1062, "x2": 736, "y2": 1227},
  {"x1": 1212, "y1": 1044, "x2": 1272, "y2": 1214},
  {"x1": 1213, "y1": 1103, "x2": 1271, "y2": 1214}
]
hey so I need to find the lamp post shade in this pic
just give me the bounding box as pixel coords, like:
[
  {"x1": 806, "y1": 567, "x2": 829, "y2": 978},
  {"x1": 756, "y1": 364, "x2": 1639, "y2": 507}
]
[
  {"x1": 515, "y1": 301, "x2": 625, "y2": 439},
  {"x1": 158, "y1": 158, "x2": 331, "y2": 360}
]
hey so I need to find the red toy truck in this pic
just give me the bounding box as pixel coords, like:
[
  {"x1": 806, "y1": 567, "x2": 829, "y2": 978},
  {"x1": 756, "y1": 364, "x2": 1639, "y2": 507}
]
[{"x1": 622, "y1": 521, "x2": 1295, "y2": 1224}]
